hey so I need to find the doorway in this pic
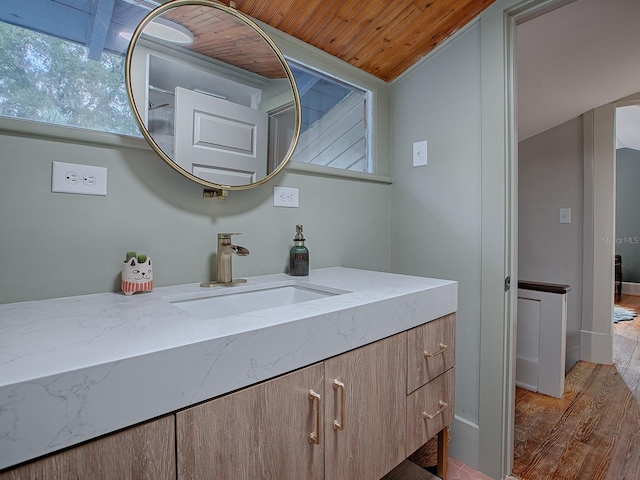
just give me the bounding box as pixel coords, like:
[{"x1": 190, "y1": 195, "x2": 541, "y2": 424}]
[{"x1": 511, "y1": 0, "x2": 640, "y2": 475}]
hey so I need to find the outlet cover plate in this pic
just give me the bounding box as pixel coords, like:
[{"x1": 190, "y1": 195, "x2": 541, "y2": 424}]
[
  {"x1": 559, "y1": 208, "x2": 571, "y2": 224},
  {"x1": 52, "y1": 161, "x2": 107, "y2": 196},
  {"x1": 273, "y1": 186, "x2": 299, "y2": 208},
  {"x1": 413, "y1": 140, "x2": 428, "y2": 167}
]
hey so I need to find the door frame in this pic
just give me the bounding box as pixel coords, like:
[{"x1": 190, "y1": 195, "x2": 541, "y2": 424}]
[{"x1": 478, "y1": 0, "x2": 577, "y2": 477}]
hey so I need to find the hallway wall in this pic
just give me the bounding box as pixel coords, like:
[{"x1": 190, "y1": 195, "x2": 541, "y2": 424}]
[{"x1": 518, "y1": 116, "x2": 584, "y2": 371}]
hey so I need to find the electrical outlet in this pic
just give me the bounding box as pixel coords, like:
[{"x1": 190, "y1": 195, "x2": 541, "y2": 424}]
[
  {"x1": 559, "y1": 208, "x2": 571, "y2": 224},
  {"x1": 413, "y1": 140, "x2": 428, "y2": 167},
  {"x1": 52, "y1": 161, "x2": 107, "y2": 196},
  {"x1": 273, "y1": 186, "x2": 299, "y2": 208}
]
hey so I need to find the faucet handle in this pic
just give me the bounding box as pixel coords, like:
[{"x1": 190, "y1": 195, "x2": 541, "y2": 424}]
[{"x1": 217, "y1": 232, "x2": 241, "y2": 239}]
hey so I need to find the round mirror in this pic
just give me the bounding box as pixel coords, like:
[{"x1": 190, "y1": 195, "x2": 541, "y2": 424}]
[{"x1": 125, "y1": 0, "x2": 301, "y2": 191}]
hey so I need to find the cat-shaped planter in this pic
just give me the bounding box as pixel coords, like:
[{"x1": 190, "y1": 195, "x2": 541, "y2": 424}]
[{"x1": 121, "y1": 257, "x2": 153, "y2": 295}]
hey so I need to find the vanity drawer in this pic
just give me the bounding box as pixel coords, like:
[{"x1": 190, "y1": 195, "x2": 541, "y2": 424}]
[
  {"x1": 406, "y1": 368, "x2": 455, "y2": 456},
  {"x1": 407, "y1": 313, "x2": 456, "y2": 394}
]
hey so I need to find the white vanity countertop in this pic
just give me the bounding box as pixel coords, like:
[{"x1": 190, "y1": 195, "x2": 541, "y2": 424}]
[{"x1": 0, "y1": 267, "x2": 457, "y2": 470}]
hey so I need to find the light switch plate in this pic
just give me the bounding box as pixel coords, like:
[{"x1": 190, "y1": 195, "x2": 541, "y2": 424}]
[
  {"x1": 273, "y1": 186, "x2": 299, "y2": 207},
  {"x1": 52, "y1": 161, "x2": 107, "y2": 196},
  {"x1": 413, "y1": 140, "x2": 428, "y2": 167},
  {"x1": 559, "y1": 208, "x2": 571, "y2": 224}
]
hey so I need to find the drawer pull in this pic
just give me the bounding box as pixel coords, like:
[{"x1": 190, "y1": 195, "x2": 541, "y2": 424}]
[
  {"x1": 309, "y1": 390, "x2": 321, "y2": 444},
  {"x1": 424, "y1": 343, "x2": 449, "y2": 358},
  {"x1": 333, "y1": 380, "x2": 345, "y2": 430},
  {"x1": 423, "y1": 401, "x2": 449, "y2": 420}
]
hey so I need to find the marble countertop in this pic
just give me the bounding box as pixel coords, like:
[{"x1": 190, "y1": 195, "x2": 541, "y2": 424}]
[{"x1": 0, "y1": 267, "x2": 457, "y2": 470}]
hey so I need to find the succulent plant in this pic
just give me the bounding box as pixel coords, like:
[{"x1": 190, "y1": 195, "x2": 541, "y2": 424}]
[{"x1": 124, "y1": 252, "x2": 148, "y2": 263}]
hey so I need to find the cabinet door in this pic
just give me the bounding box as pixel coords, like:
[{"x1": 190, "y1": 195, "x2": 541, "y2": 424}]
[
  {"x1": 407, "y1": 314, "x2": 456, "y2": 394},
  {"x1": 0, "y1": 416, "x2": 175, "y2": 480},
  {"x1": 177, "y1": 363, "x2": 324, "y2": 480},
  {"x1": 406, "y1": 368, "x2": 455, "y2": 456},
  {"x1": 324, "y1": 333, "x2": 407, "y2": 480}
]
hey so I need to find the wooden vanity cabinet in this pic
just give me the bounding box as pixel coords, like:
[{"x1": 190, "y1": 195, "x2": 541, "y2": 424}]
[
  {"x1": 0, "y1": 415, "x2": 175, "y2": 480},
  {"x1": 176, "y1": 363, "x2": 325, "y2": 480},
  {"x1": 1, "y1": 315, "x2": 455, "y2": 480},
  {"x1": 324, "y1": 333, "x2": 407, "y2": 480},
  {"x1": 405, "y1": 313, "x2": 456, "y2": 479},
  {"x1": 176, "y1": 333, "x2": 408, "y2": 480}
]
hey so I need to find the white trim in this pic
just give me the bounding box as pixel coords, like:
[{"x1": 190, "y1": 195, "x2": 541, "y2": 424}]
[
  {"x1": 449, "y1": 416, "x2": 480, "y2": 470},
  {"x1": 285, "y1": 162, "x2": 392, "y2": 184},
  {"x1": 614, "y1": 92, "x2": 640, "y2": 108},
  {"x1": 622, "y1": 282, "x2": 640, "y2": 295},
  {"x1": 581, "y1": 104, "x2": 615, "y2": 364},
  {"x1": 479, "y1": 1, "x2": 518, "y2": 477},
  {"x1": 0, "y1": 117, "x2": 149, "y2": 151},
  {"x1": 479, "y1": 0, "x2": 573, "y2": 478},
  {"x1": 580, "y1": 330, "x2": 613, "y2": 365},
  {"x1": 515, "y1": 380, "x2": 538, "y2": 391}
]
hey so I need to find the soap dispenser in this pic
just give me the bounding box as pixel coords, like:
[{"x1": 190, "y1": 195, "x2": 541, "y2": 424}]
[{"x1": 290, "y1": 225, "x2": 309, "y2": 276}]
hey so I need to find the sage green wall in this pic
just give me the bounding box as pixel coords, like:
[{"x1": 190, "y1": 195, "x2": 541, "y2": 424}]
[
  {"x1": 616, "y1": 147, "x2": 640, "y2": 282},
  {"x1": 0, "y1": 132, "x2": 392, "y2": 304},
  {"x1": 390, "y1": 23, "x2": 482, "y2": 464}
]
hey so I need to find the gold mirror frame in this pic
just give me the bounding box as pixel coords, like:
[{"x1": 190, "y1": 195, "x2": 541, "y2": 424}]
[{"x1": 124, "y1": 0, "x2": 301, "y2": 193}]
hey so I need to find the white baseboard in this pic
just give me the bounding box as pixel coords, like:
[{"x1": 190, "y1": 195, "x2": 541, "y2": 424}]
[
  {"x1": 515, "y1": 380, "x2": 537, "y2": 392},
  {"x1": 565, "y1": 344, "x2": 580, "y2": 373},
  {"x1": 515, "y1": 355, "x2": 538, "y2": 392},
  {"x1": 622, "y1": 282, "x2": 640, "y2": 295},
  {"x1": 580, "y1": 330, "x2": 613, "y2": 364},
  {"x1": 449, "y1": 415, "x2": 479, "y2": 470}
]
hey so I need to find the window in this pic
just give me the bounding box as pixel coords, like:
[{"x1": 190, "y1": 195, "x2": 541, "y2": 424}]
[
  {"x1": 0, "y1": 21, "x2": 140, "y2": 137},
  {"x1": 288, "y1": 61, "x2": 370, "y2": 174},
  {"x1": 0, "y1": 7, "x2": 390, "y2": 181}
]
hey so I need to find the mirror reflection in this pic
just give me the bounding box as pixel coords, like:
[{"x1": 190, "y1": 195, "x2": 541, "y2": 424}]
[
  {"x1": 126, "y1": 1, "x2": 300, "y2": 188},
  {"x1": 0, "y1": 0, "x2": 300, "y2": 190}
]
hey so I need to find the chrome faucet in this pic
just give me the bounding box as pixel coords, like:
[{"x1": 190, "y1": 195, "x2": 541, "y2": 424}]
[{"x1": 201, "y1": 233, "x2": 250, "y2": 287}]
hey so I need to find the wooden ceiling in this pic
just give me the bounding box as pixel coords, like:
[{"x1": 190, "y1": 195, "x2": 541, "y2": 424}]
[
  {"x1": 230, "y1": 0, "x2": 496, "y2": 82},
  {"x1": 153, "y1": 0, "x2": 496, "y2": 82},
  {"x1": 0, "y1": 1, "x2": 495, "y2": 82},
  {"x1": 163, "y1": 5, "x2": 288, "y2": 78}
]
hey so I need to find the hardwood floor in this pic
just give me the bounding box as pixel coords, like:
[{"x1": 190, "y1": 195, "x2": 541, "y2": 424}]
[{"x1": 512, "y1": 294, "x2": 640, "y2": 480}]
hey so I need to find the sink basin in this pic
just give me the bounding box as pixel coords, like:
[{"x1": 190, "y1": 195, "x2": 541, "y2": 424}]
[{"x1": 171, "y1": 285, "x2": 338, "y2": 319}]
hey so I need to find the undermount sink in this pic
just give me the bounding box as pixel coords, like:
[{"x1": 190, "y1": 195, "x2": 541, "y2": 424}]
[{"x1": 171, "y1": 284, "x2": 339, "y2": 319}]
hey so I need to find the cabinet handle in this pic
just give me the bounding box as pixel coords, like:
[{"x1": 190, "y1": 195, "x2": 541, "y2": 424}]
[
  {"x1": 309, "y1": 390, "x2": 321, "y2": 444},
  {"x1": 423, "y1": 401, "x2": 449, "y2": 420},
  {"x1": 424, "y1": 343, "x2": 449, "y2": 358},
  {"x1": 333, "y1": 380, "x2": 345, "y2": 430}
]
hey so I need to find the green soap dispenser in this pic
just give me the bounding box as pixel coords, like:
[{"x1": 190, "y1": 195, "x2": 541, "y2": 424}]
[{"x1": 290, "y1": 224, "x2": 309, "y2": 276}]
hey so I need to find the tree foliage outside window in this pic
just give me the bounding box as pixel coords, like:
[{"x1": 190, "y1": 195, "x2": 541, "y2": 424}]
[{"x1": 0, "y1": 22, "x2": 140, "y2": 136}]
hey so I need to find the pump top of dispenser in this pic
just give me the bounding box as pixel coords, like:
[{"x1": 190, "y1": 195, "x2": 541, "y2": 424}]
[{"x1": 294, "y1": 224, "x2": 305, "y2": 242}]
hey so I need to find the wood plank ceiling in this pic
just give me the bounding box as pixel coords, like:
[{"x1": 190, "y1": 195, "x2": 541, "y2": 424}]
[
  {"x1": 230, "y1": 0, "x2": 496, "y2": 82},
  {"x1": 163, "y1": 5, "x2": 289, "y2": 78},
  {"x1": 0, "y1": 0, "x2": 495, "y2": 82}
]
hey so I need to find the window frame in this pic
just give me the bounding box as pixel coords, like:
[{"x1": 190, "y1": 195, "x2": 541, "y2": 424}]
[
  {"x1": 261, "y1": 23, "x2": 391, "y2": 183},
  {"x1": 0, "y1": 16, "x2": 392, "y2": 184}
]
